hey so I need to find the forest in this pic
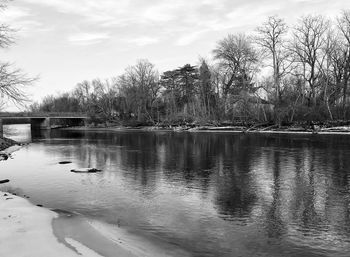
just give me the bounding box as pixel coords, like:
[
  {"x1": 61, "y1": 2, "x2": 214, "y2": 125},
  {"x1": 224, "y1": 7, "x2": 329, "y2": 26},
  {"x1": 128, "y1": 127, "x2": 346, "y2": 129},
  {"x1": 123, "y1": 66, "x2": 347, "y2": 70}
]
[{"x1": 30, "y1": 12, "x2": 350, "y2": 127}]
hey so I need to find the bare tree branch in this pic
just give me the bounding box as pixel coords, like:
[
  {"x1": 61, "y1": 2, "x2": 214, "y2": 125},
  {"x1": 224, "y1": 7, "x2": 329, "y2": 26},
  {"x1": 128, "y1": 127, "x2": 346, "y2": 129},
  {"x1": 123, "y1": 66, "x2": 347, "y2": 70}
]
[
  {"x1": 0, "y1": 0, "x2": 36, "y2": 107},
  {"x1": 0, "y1": 62, "x2": 36, "y2": 105}
]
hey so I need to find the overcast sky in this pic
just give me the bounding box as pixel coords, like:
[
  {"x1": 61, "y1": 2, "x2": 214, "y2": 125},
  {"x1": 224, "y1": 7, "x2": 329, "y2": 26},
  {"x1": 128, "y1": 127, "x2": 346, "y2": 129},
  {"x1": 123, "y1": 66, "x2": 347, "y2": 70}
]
[{"x1": 1, "y1": 0, "x2": 350, "y2": 110}]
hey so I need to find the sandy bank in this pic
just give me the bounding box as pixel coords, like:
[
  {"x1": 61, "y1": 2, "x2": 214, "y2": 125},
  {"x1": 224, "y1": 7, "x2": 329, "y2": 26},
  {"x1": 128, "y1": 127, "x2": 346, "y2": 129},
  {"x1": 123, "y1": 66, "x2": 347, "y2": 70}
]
[
  {"x1": 0, "y1": 191, "x2": 103, "y2": 257},
  {"x1": 0, "y1": 191, "x2": 189, "y2": 257},
  {"x1": 53, "y1": 213, "x2": 190, "y2": 257},
  {"x1": 0, "y1": 192, "x2": 147, "y2": 257}
]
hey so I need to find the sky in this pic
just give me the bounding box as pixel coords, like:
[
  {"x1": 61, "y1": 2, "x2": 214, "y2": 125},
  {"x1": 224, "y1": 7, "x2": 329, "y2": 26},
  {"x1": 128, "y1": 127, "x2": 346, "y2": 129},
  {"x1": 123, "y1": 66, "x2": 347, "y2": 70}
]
[{"x1": 1, "y1": 0, "x2": 350, "y2": 111}]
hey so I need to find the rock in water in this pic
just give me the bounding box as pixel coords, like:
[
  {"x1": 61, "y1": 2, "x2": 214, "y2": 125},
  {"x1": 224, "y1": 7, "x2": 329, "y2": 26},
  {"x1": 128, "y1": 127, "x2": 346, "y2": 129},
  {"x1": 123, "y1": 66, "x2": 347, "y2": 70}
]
[
  {"x1": 70, "y1": 168, "x2": 102, "y2": 173},
  {"x1": 0, "y1": 153, "x2": 9, "y2": 161},
  {"x1": 58, "y1": 161, "x2": 72, "y2": 164},
  {"x1": 0, "y1": 179, "x2": 10, "y2": 184}
]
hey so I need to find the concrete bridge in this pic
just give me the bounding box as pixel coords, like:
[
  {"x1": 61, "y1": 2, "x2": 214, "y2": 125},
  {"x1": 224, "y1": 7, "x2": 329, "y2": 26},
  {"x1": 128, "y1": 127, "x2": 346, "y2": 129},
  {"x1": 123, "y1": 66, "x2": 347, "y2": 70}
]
[{"x1": 0, "y1": 112, "x2": 88, "y2": 137}]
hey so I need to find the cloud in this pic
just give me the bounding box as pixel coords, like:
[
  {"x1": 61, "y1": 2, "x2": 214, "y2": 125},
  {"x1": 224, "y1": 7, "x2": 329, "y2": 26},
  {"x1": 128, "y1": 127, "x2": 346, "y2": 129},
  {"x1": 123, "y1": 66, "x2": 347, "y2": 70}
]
[
  {"x1": 0, "y1": 5, "x2": 30, "y2": 22},
  {"x1": 21, "y1": 0, "x2": 93, "y2": 14},
  {"x1": 18, "y1": 0, "x2": 226, "y2": 28},
  {"x1": 126, "y1": 36, "x2": 159, "y2": 46},
  {"x1": 0, "y1": 5, "x2": 51, "y2": 37},
  {"x1": 16, "y1": 20, "x2": 52, "y2": 36},
  {"x1": 8, "y1": 0, "x2": 350, "y2": 49},
  {"x1": 21, "y1": 0, "x2": 133, "y2": 25},
  {"x1": 141, "y1": 2, "x2": 181, "y2": 22},
  {"x1": 68, "y1": 32, "x2": 110, "y2": 45},
  {"x1": 176, "y1": 30, "x2": 208, "y2": 46}
]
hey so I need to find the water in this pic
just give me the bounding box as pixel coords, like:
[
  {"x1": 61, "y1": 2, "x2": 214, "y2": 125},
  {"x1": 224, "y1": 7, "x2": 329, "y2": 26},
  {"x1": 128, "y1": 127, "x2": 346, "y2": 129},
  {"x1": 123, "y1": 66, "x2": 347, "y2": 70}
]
[{"x1": 1, "y1": 125, "x2": 350, "y2": 257}]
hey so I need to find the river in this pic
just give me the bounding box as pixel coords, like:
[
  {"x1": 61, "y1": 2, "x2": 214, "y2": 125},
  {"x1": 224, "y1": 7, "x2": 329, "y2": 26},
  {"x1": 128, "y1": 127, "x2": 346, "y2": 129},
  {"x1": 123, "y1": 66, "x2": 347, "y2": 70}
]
[{"x1": 1, "y1": 124, "x2": 350, "y2": 257}]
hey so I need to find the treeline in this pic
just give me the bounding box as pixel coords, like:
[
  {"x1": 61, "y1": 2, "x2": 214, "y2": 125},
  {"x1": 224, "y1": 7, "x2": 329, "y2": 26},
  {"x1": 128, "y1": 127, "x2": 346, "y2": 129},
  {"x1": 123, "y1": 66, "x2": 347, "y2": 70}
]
[{"x1": 31, "y1": 11, "x2": 350, "y2": 126}]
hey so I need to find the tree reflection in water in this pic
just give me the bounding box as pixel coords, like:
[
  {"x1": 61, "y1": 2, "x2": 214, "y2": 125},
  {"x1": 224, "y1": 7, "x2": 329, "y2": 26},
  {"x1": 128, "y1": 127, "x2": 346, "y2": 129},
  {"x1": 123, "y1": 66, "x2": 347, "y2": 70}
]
[{"x1": 22, "y1": 129, "x2": 350, "y2": 256}]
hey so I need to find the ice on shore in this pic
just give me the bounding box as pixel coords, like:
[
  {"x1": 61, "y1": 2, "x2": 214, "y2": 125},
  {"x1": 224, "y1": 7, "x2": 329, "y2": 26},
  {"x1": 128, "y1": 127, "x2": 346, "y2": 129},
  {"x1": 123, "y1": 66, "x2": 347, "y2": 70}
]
[
  {"x1": 0, "y1": 191, "x2": 184, "y2": 257},
  {"x1": 0, "y1": 192, "x2": 104, "y2": 257}
]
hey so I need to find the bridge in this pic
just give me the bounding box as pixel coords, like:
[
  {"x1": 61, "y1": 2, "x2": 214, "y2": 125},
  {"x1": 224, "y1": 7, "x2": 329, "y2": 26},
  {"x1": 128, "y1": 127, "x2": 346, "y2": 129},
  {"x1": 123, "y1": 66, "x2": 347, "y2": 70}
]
[{"x1": 0, "y1": 112, "x2": 88, "y2": 137}]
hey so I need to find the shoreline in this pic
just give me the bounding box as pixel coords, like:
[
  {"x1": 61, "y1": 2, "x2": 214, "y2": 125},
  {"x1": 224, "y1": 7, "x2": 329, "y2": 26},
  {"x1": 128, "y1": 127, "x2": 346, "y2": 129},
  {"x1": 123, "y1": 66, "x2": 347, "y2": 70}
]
[
  {"x1": 0, "y1": 191, "x2": 180, "y2": 257},
  {"x1": 0, "y1": 137, "x2": 18, "y2": 152},
  {"x1": 0, "y1": 142, "x2": 189, "y2": 257},
  {"x1": 62, "y1": 125, "x2": 350, "y2": 135},
  {"x1": 0, "y1": 141, "x2": 184, "y2": 257},
  {"x1": 0, "y1": 191, "x2": 102, "y2": 257},
  {"x1": 0, "y1": 137, "x2": 22, "y2": 161}
]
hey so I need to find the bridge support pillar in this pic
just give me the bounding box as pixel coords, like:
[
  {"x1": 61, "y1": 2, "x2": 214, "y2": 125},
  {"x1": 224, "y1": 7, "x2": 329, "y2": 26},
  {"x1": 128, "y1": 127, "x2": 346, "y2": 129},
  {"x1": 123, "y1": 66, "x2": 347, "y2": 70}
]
[
  {"x1": 30, "y1": 118, "x2": 51, "y2": 131},
  {"x1": 0, "y1": 119, "x2": 3, "y2": 137},
  {"x1": 42, "y1": 117, "x2": 51, "y2": 130}
]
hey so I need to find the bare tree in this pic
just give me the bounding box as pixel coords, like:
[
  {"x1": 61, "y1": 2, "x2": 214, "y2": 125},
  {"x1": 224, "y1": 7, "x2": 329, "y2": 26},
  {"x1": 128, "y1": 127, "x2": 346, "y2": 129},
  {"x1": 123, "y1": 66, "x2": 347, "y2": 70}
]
[
  {"x1": 213, "y1": 34, "x2": 259, "y2": 94},
  {"x1": 291, "y1": 15, "x2": 329, "y2": 106},
  {"x1": 255, "y1": 16, "x2": 292, "y2": 102},
  {"x1": 0, "y1": 63, "x2": 34, "y2": 103},
  {"x1": 213, "y1": 34, "x2": 259, "y2": 117},
  {"x1": 73, "y1": 80, "x2": 92, "y2": 111},
  {"x1": 0, "y1": 0, "x2": 35, "y2": 108},
  {"x1": 198, "y1": 59, "x2": 213, "y2": 118},
  {"x1": 0, "y1": 1, "x2": 13, "y2": 48},
  {"x1": 91, "y1": 78, "x2": 118, "y2": 121},
  {"x1": 119, "y1": 59, "x2": 160, "y2": 122},
  {"x1": 337, "y1": 10, "x2": 350, "y2": 117}
]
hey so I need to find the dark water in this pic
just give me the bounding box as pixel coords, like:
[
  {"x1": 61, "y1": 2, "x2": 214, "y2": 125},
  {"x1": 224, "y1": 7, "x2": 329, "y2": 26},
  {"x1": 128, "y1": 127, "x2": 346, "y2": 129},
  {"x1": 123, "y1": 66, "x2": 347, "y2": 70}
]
[{"x1": 1, "y1": 125, "x2": 350, "y2": 257}]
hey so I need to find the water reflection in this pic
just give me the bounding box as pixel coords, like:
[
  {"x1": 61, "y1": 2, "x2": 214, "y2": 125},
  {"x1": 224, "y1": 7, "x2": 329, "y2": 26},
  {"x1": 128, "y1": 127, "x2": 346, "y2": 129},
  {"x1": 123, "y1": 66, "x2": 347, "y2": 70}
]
[{"x1": 2, "y1": 126, "x2": 350, "y2": 256}]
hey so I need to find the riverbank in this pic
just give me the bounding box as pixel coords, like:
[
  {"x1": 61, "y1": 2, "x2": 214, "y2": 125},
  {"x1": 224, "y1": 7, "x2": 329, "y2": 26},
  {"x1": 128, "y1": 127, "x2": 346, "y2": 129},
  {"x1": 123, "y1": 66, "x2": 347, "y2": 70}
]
[
  {"x1": 0, "y1": 191, "x2": 177, "y2": 257},
  {"x1": 0, "y1": 137, "x2": 21, "y2": 161},
  {"x1": 64, "y1": 123, "x2": 350, "y2": 135},
  {"x1": 1, "y1": 191, "x2": 111, "y2": 257},
  {"x1": 0, "y1": 137, "x2": 180, "y2": 257},
  {"x1": 0, "y1": 137, "x2": 18, "y2": 152},
  {"x1": 0, "y1": 191, "x2": 94, "y2": 257}
]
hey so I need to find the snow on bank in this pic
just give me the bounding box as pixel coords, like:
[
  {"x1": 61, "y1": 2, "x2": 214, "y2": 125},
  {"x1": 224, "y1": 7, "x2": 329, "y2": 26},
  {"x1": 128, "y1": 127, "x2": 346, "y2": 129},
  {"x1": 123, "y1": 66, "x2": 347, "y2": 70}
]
[
  {"x1": 0, "y1": 192, "x2": 184, "y2": 257},
  {"x1": 0, "y1": 144, "x2": 22, "y2": 155},
  {"x1": 0, "y1": 192, "x2": 103, "y2": 257}
]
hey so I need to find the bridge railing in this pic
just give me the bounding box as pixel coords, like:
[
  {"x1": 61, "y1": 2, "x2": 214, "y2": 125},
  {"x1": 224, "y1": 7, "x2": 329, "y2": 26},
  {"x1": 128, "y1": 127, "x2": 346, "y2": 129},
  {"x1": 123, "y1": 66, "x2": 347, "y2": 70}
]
[{"x1": 0, "y1": 112, "x2": 88, "y2": 118}]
